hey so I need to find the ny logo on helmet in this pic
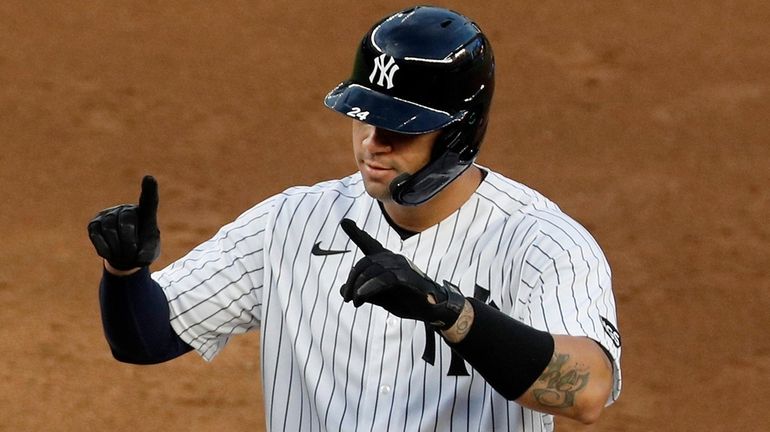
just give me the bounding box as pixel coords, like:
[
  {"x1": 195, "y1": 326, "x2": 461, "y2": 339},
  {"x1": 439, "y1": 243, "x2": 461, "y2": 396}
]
[{"x1": 369, "y1": 54, "x2": 399, "y2": 89}]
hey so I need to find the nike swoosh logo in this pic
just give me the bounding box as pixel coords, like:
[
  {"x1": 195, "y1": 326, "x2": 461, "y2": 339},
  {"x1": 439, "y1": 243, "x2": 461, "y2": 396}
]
[{"x1": 311, "y1": 241, "x2": 350, "y2": 256}]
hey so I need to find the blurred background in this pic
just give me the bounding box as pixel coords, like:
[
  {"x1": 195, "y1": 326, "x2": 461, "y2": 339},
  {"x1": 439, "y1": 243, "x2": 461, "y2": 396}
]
[{"x1": 1, "y1": 1, "x2": 768, "y2": 430}]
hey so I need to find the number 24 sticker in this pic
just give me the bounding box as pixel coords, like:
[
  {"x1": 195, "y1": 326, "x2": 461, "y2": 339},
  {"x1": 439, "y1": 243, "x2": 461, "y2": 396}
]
[{"x1": 346, "y1": 107, "x2": 370, "y2": 120}]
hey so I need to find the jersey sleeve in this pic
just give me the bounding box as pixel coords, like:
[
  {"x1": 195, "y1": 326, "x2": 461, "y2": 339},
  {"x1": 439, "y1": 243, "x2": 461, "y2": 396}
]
[
  {"x1": 151, "y1": 199, "x2": 275, "y2": 361},
  {"x1": 517, "y1": 226, "x2": 622, "y2": 404}
]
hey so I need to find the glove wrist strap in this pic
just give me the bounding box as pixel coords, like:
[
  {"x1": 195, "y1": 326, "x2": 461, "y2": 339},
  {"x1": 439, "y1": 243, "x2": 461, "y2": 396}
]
[{"x1": 430, "y1": 280, "x2": 466, "y2": 330}]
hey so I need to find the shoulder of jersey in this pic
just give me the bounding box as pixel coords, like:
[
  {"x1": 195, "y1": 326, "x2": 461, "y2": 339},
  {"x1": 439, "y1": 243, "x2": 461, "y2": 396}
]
[
  {"x1": 485, "y1": 171, "x2": 607, "y2": 255},
  {"x1": 279, "y1": 172, "x2": 365, "y2": 200},
  {"x1": 480, "y1": 169, "x2": 592, "y2": 238},
  {"x1": 480, "y1": 169, "x2": 557, "y2": 214}
]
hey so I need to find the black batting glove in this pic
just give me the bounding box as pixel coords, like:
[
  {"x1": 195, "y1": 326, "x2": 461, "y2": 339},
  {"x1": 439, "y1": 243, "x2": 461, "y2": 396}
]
[
  {"x1": 87, "y1": 175, "x2": 161, "y2": 271},
  {"x1": 340, "y1": 218, "x2": 465, "y2": 330}
]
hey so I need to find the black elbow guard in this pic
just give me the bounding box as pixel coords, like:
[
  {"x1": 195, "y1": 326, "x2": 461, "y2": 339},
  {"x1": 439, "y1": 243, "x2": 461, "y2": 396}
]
[{"x1": 100, "y1": 267, "x2": 192, "y2": 364}]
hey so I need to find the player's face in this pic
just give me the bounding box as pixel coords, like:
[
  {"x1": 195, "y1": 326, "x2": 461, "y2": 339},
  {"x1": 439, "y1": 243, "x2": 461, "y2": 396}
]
[{"x1": 352, "y1": 121, "x2": 440, "y2": 202}]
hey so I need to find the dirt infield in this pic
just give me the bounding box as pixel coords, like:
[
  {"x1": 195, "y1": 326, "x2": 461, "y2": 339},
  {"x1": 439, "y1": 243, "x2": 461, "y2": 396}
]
[{"x1": 1, "y1": 1, "x2": 768, "y2": 431}]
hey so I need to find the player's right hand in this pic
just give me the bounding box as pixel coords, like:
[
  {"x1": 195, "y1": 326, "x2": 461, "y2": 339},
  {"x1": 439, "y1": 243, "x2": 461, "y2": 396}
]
[
  {"x1": 339, "y1": 219, "x2": 466, "y2": 330},
  {"x1": 87, "y1": 175, "x2": 161, "y2": 271}
]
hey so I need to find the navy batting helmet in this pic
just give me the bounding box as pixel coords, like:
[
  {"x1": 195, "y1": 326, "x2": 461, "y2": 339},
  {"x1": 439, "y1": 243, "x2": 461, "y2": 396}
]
[{"x1": 324, "y1": 6, "x2": 495, "y2": 205}]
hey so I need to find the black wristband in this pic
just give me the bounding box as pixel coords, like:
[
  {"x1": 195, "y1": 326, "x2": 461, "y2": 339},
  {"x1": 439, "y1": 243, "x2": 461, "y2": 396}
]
[{"x1": 447, "y1": 298, "x2": 555, "y2": 400}]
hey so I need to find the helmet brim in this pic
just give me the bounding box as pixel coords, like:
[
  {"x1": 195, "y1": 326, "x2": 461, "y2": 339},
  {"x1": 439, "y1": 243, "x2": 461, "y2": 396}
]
[{"x1": 324, "y1": 83, "x2": 460, "y2": 134}]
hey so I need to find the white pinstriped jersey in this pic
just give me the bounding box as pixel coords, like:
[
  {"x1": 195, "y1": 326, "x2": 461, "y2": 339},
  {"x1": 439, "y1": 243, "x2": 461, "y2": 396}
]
[{"x1": 153, "y1": 167, "x2": 622, "y2": 432}]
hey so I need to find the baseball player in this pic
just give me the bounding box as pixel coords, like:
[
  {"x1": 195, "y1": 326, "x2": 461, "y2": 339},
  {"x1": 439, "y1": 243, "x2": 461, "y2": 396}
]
[{"x1": 88, "y1": 6, "x2": 621, "y2": 431}]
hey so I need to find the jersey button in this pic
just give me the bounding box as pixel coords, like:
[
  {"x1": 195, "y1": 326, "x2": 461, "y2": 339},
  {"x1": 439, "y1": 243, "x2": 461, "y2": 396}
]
[
  {"x1": 379, "y1": 385, "x2": 392, "y2": 395},
  {"x1": 386, "y1": 316, "x2": 399, "y2": 328}
]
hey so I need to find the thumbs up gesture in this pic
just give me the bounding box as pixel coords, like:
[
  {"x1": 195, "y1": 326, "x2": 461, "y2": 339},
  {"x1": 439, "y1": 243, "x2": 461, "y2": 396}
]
[{"x1": 87, "y1": 175, "x2": 161, "y2": 272}]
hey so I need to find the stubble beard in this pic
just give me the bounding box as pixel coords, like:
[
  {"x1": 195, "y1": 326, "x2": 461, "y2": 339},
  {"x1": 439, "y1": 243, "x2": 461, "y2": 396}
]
[{"x1": 363, "y1": 178, "x2": 394, "y2": 203}]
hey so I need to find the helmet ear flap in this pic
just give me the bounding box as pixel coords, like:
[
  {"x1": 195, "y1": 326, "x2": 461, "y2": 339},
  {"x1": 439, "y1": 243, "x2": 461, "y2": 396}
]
[
  {"x1": 432, "y1": 108, "x2": 484, "y2": 163},
  {"x1": 392, "y1": 109, "x2": 484, "y2": 207}
]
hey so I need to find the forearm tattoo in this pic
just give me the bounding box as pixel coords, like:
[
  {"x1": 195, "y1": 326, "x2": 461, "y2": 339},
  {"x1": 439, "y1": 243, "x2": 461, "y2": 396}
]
[
  {"x1": 531, "y1": 353, "x2": 590, "y2": 409},
  {"x1": 443, "y1": 299, "x2": 474, "y2": 343},
  {"x1": 453, "y1": 301, "x2": 473, "y2": 336}
]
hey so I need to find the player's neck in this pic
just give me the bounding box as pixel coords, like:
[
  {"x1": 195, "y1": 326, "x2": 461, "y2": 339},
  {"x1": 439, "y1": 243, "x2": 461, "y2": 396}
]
[{"x1": 382, "y1": 165, "x2": 483, "y2": 233}]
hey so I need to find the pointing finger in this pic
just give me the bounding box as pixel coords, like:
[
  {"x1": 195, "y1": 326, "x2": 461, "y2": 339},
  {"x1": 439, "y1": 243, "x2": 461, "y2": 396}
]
[
  {"x1": 138, "y1": 175, "x2": 159, "y2": 224},
  {"x1": 340, "y1": 218, "x2": 385, "y2": 255}
]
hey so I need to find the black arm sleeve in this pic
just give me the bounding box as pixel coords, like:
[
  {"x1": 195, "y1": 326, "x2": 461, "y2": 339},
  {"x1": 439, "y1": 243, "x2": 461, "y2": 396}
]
[
  {"x1": 447, "y1": 298, "x2": 555, "y2": 400},
  {"x1": 100, "y1": 267, "x2": 193, "y2": 364}
]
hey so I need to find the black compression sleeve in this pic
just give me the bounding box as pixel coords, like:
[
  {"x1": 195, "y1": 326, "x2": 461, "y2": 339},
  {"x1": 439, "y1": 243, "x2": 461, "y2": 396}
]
[
  {"x1": 447, "y1": 298, "x2": 555, "y2": 400},
  {"x1": 100, "y1": 267, "x2": 192, "y2": 364}
]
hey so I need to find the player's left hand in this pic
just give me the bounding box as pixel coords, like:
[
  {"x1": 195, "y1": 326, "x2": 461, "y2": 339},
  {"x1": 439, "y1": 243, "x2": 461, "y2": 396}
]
[
  {"x1": 340, "y1": 218, "x2": 466, "y2": 330},
  {"x1": 88, "y1": 175, "x2": 161, "y2": 271}
]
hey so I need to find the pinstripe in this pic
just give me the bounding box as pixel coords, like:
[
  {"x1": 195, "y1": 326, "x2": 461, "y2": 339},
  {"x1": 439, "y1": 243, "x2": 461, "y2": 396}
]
[
  {"x1": 406, "y1": 232, "x2": 430, "y2": 432},
  {"x1": 466, "y1": 372, "x2": 477, "y2": 431},
  {"x1": 367, "y1": 218, "x2": 390, "y2": 431},
  {"x1": 418, "y1": 359, "x2": 429, "y2": 431},
  {"x1": 154, "y1": 169, "x2": 621, "y2": 431},
  {"x1": 564, "y1": 246, "x2": 596, "y2": 335},
  {"x1": 338, "y1": 296, "x2": 358, "y2": 430},
  {"x1": 379, "y1": 224, "x2": 401, "y2": 431},
  {"x1": 356, "y1": 203, "x2": 383, "y2": 431},
  {"x1": 500, "y1": 223, "x2": 522, "y2": 309},
  {"x1": 199, "y1": 336, "x2": 225, "y2": 359},
  {"x1": 469, "y1": 209, "x2": 494, "y2": 286},
  {"x1": 403, "y1": 322, "x2": 417, "y2": 432},
  {"x1": 484, "y1": 173, "x2": 609, "y2": 289},
  {"x1": 507, "y1": 222, "x2": 539, "y2": 311},
  {"x1": 451, "y1": 198, "x2": 479, "y2": 281},
  {"x1": 433, "y1": 334, "x2": 445, "y2": 432},
  {"x1": 181, "y1": 274, "x2": 263, "y2": 341},
  {"x1": 443, "y1": 205, "x2": 472, "y2": 431},
  {"x1": 353, "y1": 304, "x2": 376, "y2": 432},
  {"x1": 321, "y1": 270, "x2": 349, "y2": 429},
  {"x1": 469, "y1": 204, "x2": 495, "y2": 432},
  {"x1": 533, "y1": 226, "x2": 608, "y2": 343},
  {"x1": 487, "y1": 382, "x2": 495, "y2": 431},
  {"x1": 294, "y1": 194, "x2": 341, "y2": 425},
  {"x1": 166, "y1": 208, "x2": 271, "y2": 273},
  {"x1": 433, "y1": 209, "x2": 461, "y2": 279},
  {"x1": 434, "y1": 215, "x2": 465, "y2": 432},
  {"x1": 164, "y1": 227, "x2": 265, "y2": 283},
  {"x1": 384, "y1": 318, "x2": 401, "y2": 430},
  {"x1": 486, "y1": 224, "x2": 507, "y2": 303},
  {"x1": 338, "y1": 199, "x2": 378, "y2": 431},
  {"x1": 282, "y1": 194, "x2": 331, "y2": 427},
  {"x1": 422, "y1": 220, "x2": 444, "y2": 432},
  {"x1": 527, "y1": 410, "x2": 535, "y2": 432},
  {"x1": 536, "y1": 277, "x2": 552, "y2": 333},
  {"x1": 201, "y1": 303, "x2": 260, "y2": 336},
  {"x1": 317, "y1": 199, "x2": 362, "y2": 429},
  {"x1": 536, "y1": 221, "x2": 604, "y2": 288},
  {"x1": 539, "y1": 232, "x2": 599, "y2": 335},
  {"x1": 307, "y1": 197, "x2": 356, "y2": 432},
  {"x1": 265, "y1": 195, "x2": 307, "y2": 430},
  {"x1": 258, "y1": 195, "x2": 292, "y2": 430},
  {"x1": 481, "y1": 179, "x2": 528, "y2": 208},
  {"x1": 532, "y1": 244, "x2": 569, "y2": 333},
  {"x1": 530, "y1": 208, "x2": 608, "y2": 281},
  {"x1": 169, "y1": 251, "x2": 263, "y2": 321}
]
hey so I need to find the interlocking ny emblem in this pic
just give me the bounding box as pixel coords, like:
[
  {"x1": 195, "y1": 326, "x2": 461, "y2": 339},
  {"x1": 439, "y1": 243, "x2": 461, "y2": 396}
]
[{"x1": 369, "y1": 54, "x2": 399, "y2": 89}]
